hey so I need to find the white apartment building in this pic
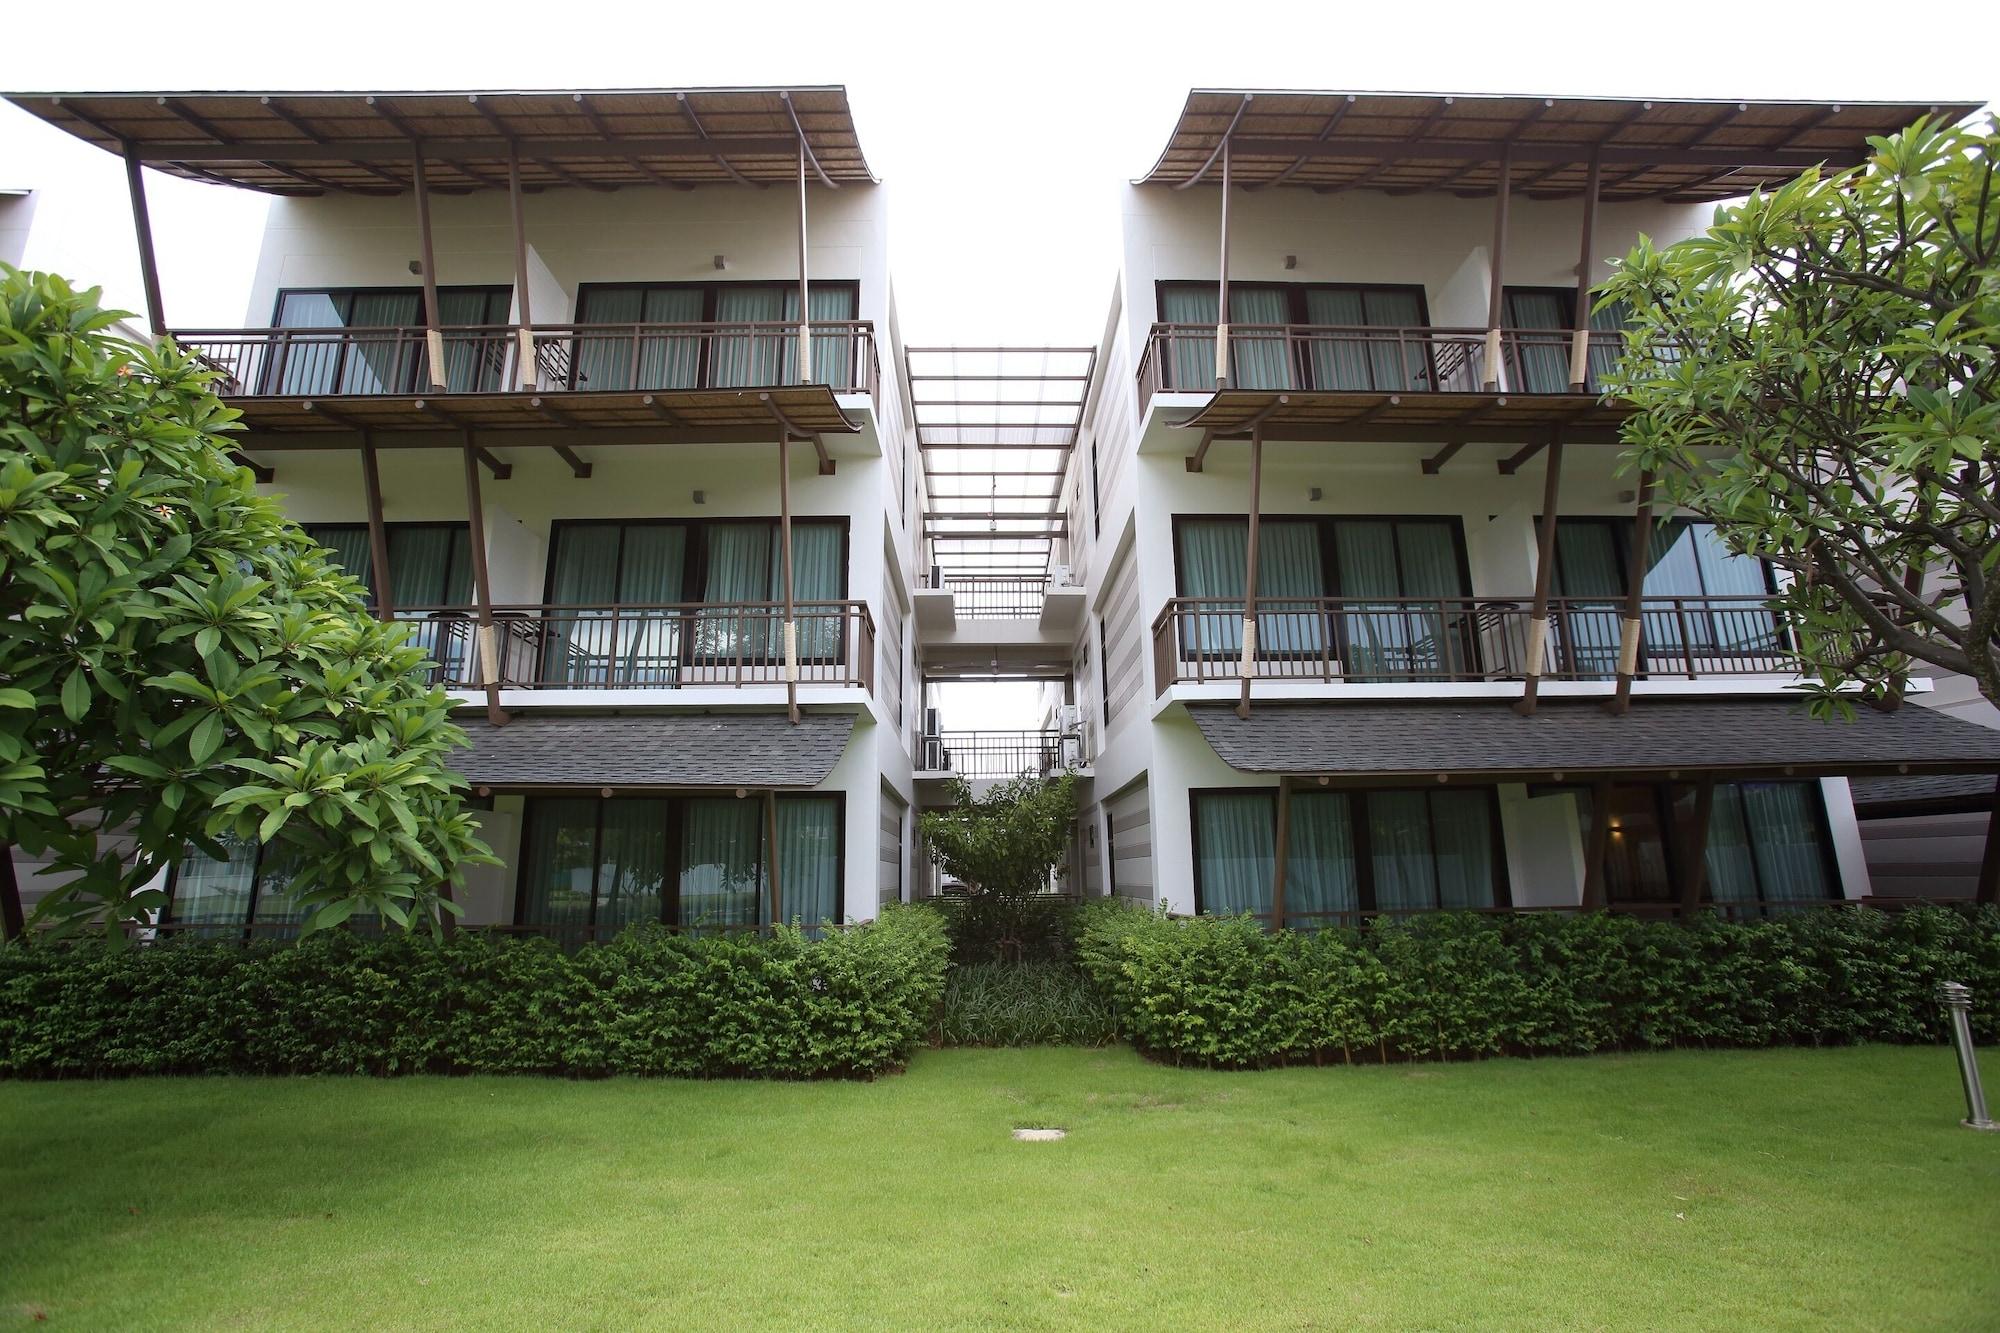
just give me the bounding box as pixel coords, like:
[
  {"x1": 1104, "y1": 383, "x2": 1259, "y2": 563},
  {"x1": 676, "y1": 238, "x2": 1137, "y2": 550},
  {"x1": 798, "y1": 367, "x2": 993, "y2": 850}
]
[
  {"x1": 9, "y1": 88, "x2": 928, "y2": 939},
  {"x1": 1053, "y1": 90, "x2": 2000, "y2": 924}
]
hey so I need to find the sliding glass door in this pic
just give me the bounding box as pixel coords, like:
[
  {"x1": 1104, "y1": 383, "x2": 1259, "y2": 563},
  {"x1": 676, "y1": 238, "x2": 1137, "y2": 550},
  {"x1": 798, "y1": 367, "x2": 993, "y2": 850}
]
[
  {"x1": 1156, "y1": 283, "x2": 1434, "y2": 392},
  {"x1": 1550, "y1": 518, "x2": 1779, "y2": 676},
  {"x1": 545, "y1": 523, "x2": 689, "y2": 685}
]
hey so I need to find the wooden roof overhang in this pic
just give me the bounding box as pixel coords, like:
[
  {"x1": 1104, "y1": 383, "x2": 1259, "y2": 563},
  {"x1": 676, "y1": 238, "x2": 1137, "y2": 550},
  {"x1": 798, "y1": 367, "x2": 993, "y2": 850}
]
[
  {"x1": 1168, "y1": 389, "x2": 1631, "y2": 451},
  {"x1": 1139, "y1": 90, "x2": 1983, "y2": 200},
  {"x1": 4, "y1": 88, "x2": 876, "y2": 194},
  {"x1": 228, "y1": 386, "x2": 861, "y2": 461}
]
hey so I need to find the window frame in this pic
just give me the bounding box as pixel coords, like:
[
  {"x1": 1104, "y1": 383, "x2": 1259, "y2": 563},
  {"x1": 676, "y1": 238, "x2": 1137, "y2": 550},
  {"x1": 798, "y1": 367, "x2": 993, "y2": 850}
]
[
  {"x1": 1187, "y1": 784, "x2": 1512, "y2": 925},
  {"x1": 572, "y1": 279, "x2": 861, "y2": 391},
  {"x1": 511, "y1": 791, "x2": 846, "y2": 937}
]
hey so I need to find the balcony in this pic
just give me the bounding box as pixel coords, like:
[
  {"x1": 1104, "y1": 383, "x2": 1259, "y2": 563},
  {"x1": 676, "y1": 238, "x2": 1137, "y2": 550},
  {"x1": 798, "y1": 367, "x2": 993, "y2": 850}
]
[
  {"x1": 917, "y1": 730, "x2": 1088, "y2": 780},
  {"x1": 1151, "y1": 596, "x2": 1797, "y2": 692},
  {"x1": 394, "y1": 600, "x2": 876, "y2": 693},
  {"x1": 1136, "y1": 323, "x2": 1622, "y2": 414},
  {"x1": 173, "y1": 320, "x2": 882, "y2": 402}
]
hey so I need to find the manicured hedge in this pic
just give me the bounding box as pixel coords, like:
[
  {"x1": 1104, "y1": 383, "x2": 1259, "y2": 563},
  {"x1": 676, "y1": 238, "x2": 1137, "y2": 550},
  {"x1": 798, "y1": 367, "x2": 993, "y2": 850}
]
[
  {"x1": 0, "y1": 905, "x2": 948, "y2": 1080},
  {"x1": 933, "y1": 962, "x2": 1119, "y2": 1047},
  {"x1": 1073, "y1": 902, "x2": 2000, "y2": 1069}
]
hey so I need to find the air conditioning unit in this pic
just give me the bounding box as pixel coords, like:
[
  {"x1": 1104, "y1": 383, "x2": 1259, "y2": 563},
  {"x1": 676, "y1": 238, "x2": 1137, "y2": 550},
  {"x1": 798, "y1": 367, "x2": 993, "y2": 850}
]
[
  {"x1": 1047, "y1": 564, "x2": 1074, "y2": 588},
  {"x1": 1058, "y1": 704, "x2": 1083, "y2": 733}
]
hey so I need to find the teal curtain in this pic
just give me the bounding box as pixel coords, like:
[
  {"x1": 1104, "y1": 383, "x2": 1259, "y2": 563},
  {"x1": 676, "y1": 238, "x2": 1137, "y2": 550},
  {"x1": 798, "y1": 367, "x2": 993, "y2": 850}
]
[
  {"x1": 339, "y1": 291, "x2": 422, "y2": 394},
  {"x1": 1742, "y1": 783, "x2": 1834, "y2": 906},
  {"x1": 1334, "y1": 520, "x2": 1404, "y2": 678},
  {"x1": 1699, "y1": 784, "x2": 1760, "y2": 906},
  {"x1": 1305, "y1": 288, "x2": 1370, "y2": 389},
  {"x1": 387, "y1": 525, "x2": 472, "y2": 681},
  {"x1": 1429, "y1": 791, "x2": 1497, "y2": 909},
  {"x1": 1551, "y1": 521, "x2": 1625, "y2": 678},
  {"x1": 308, "y1": 525, "x2": 374, "y2": 596},
  {"x1": 1160, "y1": 285, "x2": 1219, "y2": 390},
  {"x1": 680, "y1": 798, "x2": 765, "y2": 929},
  {"x1": 1504, "y1": 289, "x2": 1571, "y2": 392},
  {"x1": 273, "y1": 291, "x2": 346, "y2": 395},
  {"x1": 615, "y1": 526, "x2": 687, "y2": 684},
  {"x1": 636, "y1": 288, "x2": 704, "y2": 390},
  {"x1": 791, "y1": 522, "x2": 843, "y2": 659},
  {"x1": 519, "y1": 799, "x2": 598, "y2": 931},
  {"x1": 1228, "y1": 286, "x2": 1291, "y2": 390},
  {"x1": 386, "y1": 526, "x2": 451, "y2": 607},
  {"x1": 1367, "y1": 791, "x2": 1438, "y2": 911},
  {"x1": 1287, "y1": 792, "x2": 1357, "y2": 925},
  {"x1": 698, "y1": 523, "x2": 776, "y2": 659},
  {"x1": 713, "y1": 286, "x2": 789, "y2": 387},
  {"x1": 1255, "y1": 521, "x2": 1326, "y2": 657},
  {"x1": 247, "y1": 842, "x2": 305, "y2": 929},
  {"x1": 596, "y1": 800, "x2": 670, "y2": 934},
  {"x1": 1397, "y1": 520, "x2": 1465, "y2": 675},
  {"x1": 574, "y1": 287, "x2": 643, "y2": 392},
  {"x1": 546, "y1": 525, "x2": 623, "y2": 684},
  {"x1": 1364, "y1": 288, "x2": 1425, "y2": 389},
  {"x1": 775, "y1": 797, "x2": 839, "y2": 931},
  {"x1": 781, "y1": 287, "x2": 859, "y2": 386},
  {"x1": 1196, "y1": 792, "x2": 1274, "y2": 916},
  {"x1": 1175, "y1": 519, "x2": 1248, "y2": 655},
  {"x1": 1585, "y1": 297, "x2": 1633, "y2": 389},
  {"x1": 436, "y1": 288, "x2": 505, "y2": 392}
]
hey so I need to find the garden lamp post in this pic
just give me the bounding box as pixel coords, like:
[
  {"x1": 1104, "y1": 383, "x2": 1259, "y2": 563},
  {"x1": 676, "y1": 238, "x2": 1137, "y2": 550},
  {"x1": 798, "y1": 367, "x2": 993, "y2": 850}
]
[{"x1": 1937, "y1": 981, "x2": 1998, "y2": 1130}]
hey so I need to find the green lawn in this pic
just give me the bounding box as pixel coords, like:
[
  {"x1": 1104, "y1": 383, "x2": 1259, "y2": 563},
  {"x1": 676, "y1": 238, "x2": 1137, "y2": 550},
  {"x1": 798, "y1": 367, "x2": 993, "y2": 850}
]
[{"x1": 3, "y1": 1046, "x2": 1996, "y2": 1330}]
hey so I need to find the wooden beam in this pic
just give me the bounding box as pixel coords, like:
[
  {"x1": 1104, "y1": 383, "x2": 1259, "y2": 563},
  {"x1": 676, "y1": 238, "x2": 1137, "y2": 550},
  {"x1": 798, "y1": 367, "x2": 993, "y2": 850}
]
[
  {"x1": 229, "y1": 451, "x2": 274, "y2": 483},
  {"x1": 1677, "y1": 776, "x2": 1716, "y2": 919},
  {"x1": 121, "y1": 145, "x2": 166, "y2": 333},
  {"x1": 1977, "y1": 775, "x2": 2000, "y2": 906},
  {"x1": 778, "y1": 432, "x2": 799, "y2": 724},
  {"x1": 1420, "y1": 439, "x2": 1468, "y2": 475},
  {"x1": 1569, "y1": 153, "x2": 1603, "y2": 392},
  {"x1": 1185, "y1": 429, "x2": 1216, "y2": 473},
  {"x1": 1580, "y1": 781, "x2": 1614, "y2": 910},
  {"x1": 1513, "y1": 435, "x2": 1565, "y2": 716},
  {"x1": 1496, "y1": 438, "x2": 1548, "y2": 475},
  {"x1": 1215, "y1": 135, "x2": 1233, "y2": 388},
  {"x1": 795, "y1": 135, "x2": 812, "y2": 385},
  {"x1": 1236, "y1": 424, "x2": 1264, "y2": 720},
  {"x1": 460, "y1": 434, "x2": 509, "y2": 730},
  {"x1": 766, "y1": 790, "x2": 784, "y2": 928},
  {"x1": 549, "y1": 444, "x2": 592, "y2": 479},
  {"x1": 506, "y1": 142, "x2": 537, "y2": 391},
  {"x1": 1606, "y1": 470, "x2": 1656, "y2": 715},
  {"x1": 360, "y1": 435, "x2": 394, "y2": 620},
  {"x1": 411, "y1": 147, "x2": 446, "y2": 391},
  {"x1": 1483, "y1": 143, "x2": 1513, "y2": 391}
]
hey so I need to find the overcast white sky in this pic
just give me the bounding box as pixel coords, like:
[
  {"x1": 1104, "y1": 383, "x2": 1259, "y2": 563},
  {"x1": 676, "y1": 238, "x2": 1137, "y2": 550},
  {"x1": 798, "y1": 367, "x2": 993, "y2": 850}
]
[{"x1": 4, "y1": 0, "x2": 1993, "y2": 728}]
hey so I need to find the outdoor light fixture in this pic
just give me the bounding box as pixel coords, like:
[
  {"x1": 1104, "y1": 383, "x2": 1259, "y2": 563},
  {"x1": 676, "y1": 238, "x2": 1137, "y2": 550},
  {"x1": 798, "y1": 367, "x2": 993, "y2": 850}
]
[
  {"x1": 692, "y1": 490, "x2": 706, "y2": 504},
  {"x1": 1284, "y1": 254, "x2": 1298, "y2": 270},
  {"x1": 1938, "y1": 982, "x2": 1999, "y2": 1130},
  {"x1": 407, "y1": 259, "x2": 423, "y2": 275},
  {"x1": 713, "y1": 254, "x2": 728, "y2": 270},
  {"x1": 1309, "y1": 487, "x2": 1323, "y2": 501},
  {"x1": 600, "y1": 787, "x2": 613, "y2": 799}
]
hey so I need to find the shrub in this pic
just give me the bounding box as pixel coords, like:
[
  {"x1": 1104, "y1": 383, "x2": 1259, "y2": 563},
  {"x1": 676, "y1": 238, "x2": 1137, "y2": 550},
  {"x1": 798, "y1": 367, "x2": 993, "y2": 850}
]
[
  {"x1": 934, "y1": 962, "x2": 1118, "y2": 1047},
  {"x1": 934, "y1": 895, "x2": 1080, "y2": 964},
  {"x1": 1075, "y1": 902, "x2": 2000, "y2": 1069},
  {"x1": 0, "y1": 905, "x2": 949, "y2": 1080}
]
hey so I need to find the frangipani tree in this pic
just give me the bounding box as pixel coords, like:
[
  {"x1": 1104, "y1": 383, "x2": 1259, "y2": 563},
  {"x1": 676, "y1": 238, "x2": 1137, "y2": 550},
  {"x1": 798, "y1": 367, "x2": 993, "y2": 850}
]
[
  {"x1": 0, "y1": 267, "x2": 489, "y2": 943},
  {"x1": 1600, "y1": 116, "x2": 2000, "y2": 713}
]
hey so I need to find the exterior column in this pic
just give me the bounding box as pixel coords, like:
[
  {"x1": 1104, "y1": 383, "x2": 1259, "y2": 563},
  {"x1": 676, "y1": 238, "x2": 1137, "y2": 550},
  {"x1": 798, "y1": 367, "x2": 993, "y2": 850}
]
[
  {"x1": 1579, "y1": 780, "x2": 1614, "y2": 909},
  {"x1": 1568, "y1": 153, "x2": 1603, "y2": 392},
  {"x1": 1482, "y1": 144, "x2": 1513, "y2": 391},
  {"x1": 1270, "y1": 777, "x2": 1292, "y2": 931},
  {"x1": 460, "y1": 435, "x2": 509, "y2": 728},
  {"x1": 796, "y1": 141, "x2": 811, "y2": 384},
  {"x1": 1513, "y1": 434, "x2": 1565, "y2": 716},
  {"x1": 1607, "y1": 470, "x2": 1656, "y2": 715},
  {"x1": 1977, "y1": 775, "x2": 2000, "y2": 906},
  {"x1": 122, "y1": 145, "x2": 166, "y2": 335},
  {"x1": 1215, "y1": 136, "x2": 1232, "y2": 389},
  {"x1": 778, "y1": 433, "x2": 799, "y2": 724},
  {"x1": 1677, "y1": 776, "x2": 1716, "y2": 919},
  {"x1": 412, "y1": 149, "x2": 447, "y2": 392},
  {"x1": 506, "y1": 143, "x2": 537, "y2": 391},
  {"x1": 1236, "y1": 424, "x2": 1264, "y2": 719},
  {"x1": 359, "y1": 434, "x2": 394, "y2": 622}
]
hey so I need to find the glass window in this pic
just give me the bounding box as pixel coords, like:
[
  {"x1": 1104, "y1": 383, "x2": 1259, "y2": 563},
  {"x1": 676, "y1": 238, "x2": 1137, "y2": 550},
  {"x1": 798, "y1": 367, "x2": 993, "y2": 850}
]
[
  {"x1": 267, "y1": 286, "x2": 505, "y2": 395},
  {"x1": 1549, "y1": 519, "x2": 1780, "y2": 675},
  {"x1": 515, "y1": 794, "x2": 842, "y2": 939},
  {"x1": 1562, "y1": 780, "x2": 1838, "y2": 912},
  {"x1": 166, "y1": 835, "x2": 307, "y2": 936},
  {"x1": 1155, "y1": 282, "x2": 1430, "y2": 392},
  {"x1": 1192, "y1": 787, "x2": 1504, "y2": 923},
  {"x1": 573, "y1": 282, "x2": 859, "y2": 391}
]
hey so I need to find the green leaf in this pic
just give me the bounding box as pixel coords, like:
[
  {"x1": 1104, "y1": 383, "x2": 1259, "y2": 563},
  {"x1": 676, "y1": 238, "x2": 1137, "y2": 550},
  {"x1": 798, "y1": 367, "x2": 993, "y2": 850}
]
[{"x1": 60, "y1": 666, "x2": 90, "y2": 723}]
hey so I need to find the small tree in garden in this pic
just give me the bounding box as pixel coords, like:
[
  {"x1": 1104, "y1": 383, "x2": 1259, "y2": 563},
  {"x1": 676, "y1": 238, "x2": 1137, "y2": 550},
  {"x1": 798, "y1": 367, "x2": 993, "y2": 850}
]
[
  {"x1": 0, "y1": 267, "x2": 490, "y2": 944},
  {"x1": 1600, "y1": 116, "x2": 2000, "y2": 713},
  {"x1": 919, "y1": 773, "x2": 1078, "y2": 961}
]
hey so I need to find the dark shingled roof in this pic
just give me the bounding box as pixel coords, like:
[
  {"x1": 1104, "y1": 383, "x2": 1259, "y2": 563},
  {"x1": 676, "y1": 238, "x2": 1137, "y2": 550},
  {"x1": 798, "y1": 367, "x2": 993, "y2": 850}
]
[
  {"x1": 1849, "y1": 773, "x2": 1999, "y2": 815},
  {"x1": 453, "y1": 712, "x2": 854, "y2": 789},
  {"x1": 1187, "y1": 699, "x2": 2000, "y2": 780}
]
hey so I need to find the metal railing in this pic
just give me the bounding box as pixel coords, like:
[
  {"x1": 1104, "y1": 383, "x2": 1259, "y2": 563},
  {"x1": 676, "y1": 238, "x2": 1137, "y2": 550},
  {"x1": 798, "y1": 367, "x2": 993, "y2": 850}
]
[
  {"x1": 172, "y1": 320, "x2": 881, "y2": 401},
  {"x1": 936, "y1": 575, "x2": 1047, "y2": 619},
  {"x1": 1151, "y1": 595, "x2": 1795, "y2": 691},
  {"x1": 394, "y1": 600, "x2": 875, "y2": 692},
  {"x1": 1135, "y1": 322, "x2": 1624, "y2": 410},
  {"x1": 919, "y1": 729, "x2": 1085, "y2": 779}
]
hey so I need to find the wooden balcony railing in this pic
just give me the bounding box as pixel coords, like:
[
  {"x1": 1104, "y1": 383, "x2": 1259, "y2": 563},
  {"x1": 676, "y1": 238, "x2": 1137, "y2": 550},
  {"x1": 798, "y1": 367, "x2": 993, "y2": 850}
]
[
  {"x1": 1135, "y1": 322, "x2": 1625, "y2": 410},
  {"x1": 172, "y1": 320, "x2": 881, "y2": 401},
  {"x1": 1150, "y1": 595, "x2": 1796, "y2": 692},
  {"x1": 395, "y1": 600, "x2": 875, "y2": 693},
  {"x1": 918, "y1": 729, "x2": 1085, "y2": 779}
]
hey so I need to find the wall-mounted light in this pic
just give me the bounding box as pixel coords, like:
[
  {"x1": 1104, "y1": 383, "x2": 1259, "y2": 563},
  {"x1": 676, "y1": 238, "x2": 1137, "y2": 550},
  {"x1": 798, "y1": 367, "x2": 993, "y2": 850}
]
[
  {"x1": 713, "y1": 254, "x2": 728, "y2": 270},
  {"x1": 1308, "y1": 486, "x2": 1323, "y2": 502},
  {"x1": 407, "y1": 259, "x2": 423, "y2": 276},
  {"x1": 692, "y1": 490, "x2": 706, "y2": 504},
  {"x1": 1284, "y1": 254, "x2": 1298, "y2": 271}
]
